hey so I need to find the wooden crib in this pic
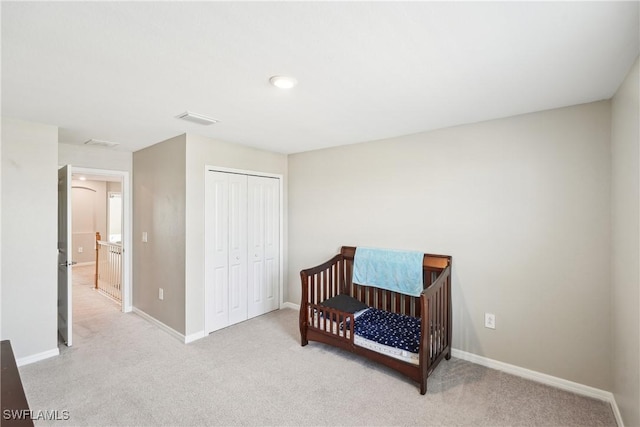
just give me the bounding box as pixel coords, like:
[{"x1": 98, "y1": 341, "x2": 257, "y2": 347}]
[{"x1": 299, "y1": 246, "x2": 452, "y2": 394}]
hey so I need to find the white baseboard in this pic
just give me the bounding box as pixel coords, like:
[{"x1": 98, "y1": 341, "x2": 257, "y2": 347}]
[
  {"x1": 185, "y1": 331, "x2": 205, "y2": 344},
  {"x1": 282, "y1": 303, "x2": 621, "y2": 424},
  {"x1": 610, "y1": 398, "x2": 624, "y2": 427},
  {"x1": 281, "y1": 302, "x2": 300, "y2": 310},
  {"x1": 132, "y1": 308, "x2": 207, "y2": 344},
  {"x1": 451, "y1": 349, "x2": 623, "y2": 426},
  {"x1": 132, "y1": 307, "x2": 186, "y2": 343},
  {"x1": 16, "y1": 347, "x2": 60, "y2": 367}
]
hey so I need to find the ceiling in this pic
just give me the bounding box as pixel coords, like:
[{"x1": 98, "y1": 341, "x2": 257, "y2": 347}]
[{"x1": 2, "y1": 2, "x2": 638, "y2": 155}]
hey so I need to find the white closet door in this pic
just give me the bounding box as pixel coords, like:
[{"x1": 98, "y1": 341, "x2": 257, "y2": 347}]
[
  {"x1": 247, "y1": 176, "x2": 280, "y2": 318},
  {"x1": 205, "y1": 171, "x2": 230, "y2": 333},
  {"x1": 205, "y1": 172, "x2": 248, "y2": 333},
  {"x1": 227, "y1": 174, "x2": 248, "y2": 326}
]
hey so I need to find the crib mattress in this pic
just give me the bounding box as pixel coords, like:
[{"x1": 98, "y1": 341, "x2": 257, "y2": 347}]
[
  {"x1": 353, "y1": 308, "x2": 420, "y2": 365},
  {"x1": 353, "y1": 333, "x2": 419, "y2": 365},
  {"x1": 312, "y1": 307, "x2": 423, "y2": 365}
]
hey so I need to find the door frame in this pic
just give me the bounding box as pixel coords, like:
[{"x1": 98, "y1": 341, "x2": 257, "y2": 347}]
[
  {"x1": 204, "y1": 165, "x2": 284, "y2": 333},
  {"x1": 71, "y1": 166, "x2": 133, "y2": 312}
]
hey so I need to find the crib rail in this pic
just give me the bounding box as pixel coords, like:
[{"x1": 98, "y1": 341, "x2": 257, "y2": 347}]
[
  {"x1": 94, "y1": 232, "x2": 122, "y2": 303},
  {"x1": 300, "y1": 254, "x2": 347, "y2": 345},
  {"x1": 421, "y1": 264, "x2": 452, "y2": 374},
  {"x1": 308, "y1": 303, "x2": 354, "y2": 341}
]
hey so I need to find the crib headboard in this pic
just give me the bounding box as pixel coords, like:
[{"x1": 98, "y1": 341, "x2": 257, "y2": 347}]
[{"x1": 339, "y1": 246, "x2": 451, "y2": 317}]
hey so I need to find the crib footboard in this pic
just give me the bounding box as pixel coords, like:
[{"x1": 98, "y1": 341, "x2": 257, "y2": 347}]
[
  {"x1": 419, "y1": 262, "x2": 452, "y2": 393},
  {"x1": 300, "y1": 254, "x2": 350, "y2": 347}
]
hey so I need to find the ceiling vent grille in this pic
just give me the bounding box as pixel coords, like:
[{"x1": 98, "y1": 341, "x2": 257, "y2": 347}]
[
  {"x1": 83, "y1": 139, "x2": 120, "y2": 148},
  {"x1": 175, "y1": 111, "x2": 219, "y2": 125}
]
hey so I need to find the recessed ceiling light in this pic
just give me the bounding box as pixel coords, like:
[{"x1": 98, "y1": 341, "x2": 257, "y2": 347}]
[
  {"x1": 269, "y1": 75, "x2": 298, "y2": 89},
  {"x1": 175, "y1": 111, "x2": 219, "y2": 125},
  {"x1": 78, "y1": 176, "x2": 87, "y2": 181}
]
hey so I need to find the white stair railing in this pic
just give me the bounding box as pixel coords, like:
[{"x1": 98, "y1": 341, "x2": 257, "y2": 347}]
[{"x1": 94, "y1": 232, "x2": 122, "y2": 303}]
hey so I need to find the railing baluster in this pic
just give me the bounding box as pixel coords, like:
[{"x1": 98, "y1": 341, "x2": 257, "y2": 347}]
[{"x1": 95, "y1": 237, "x2": 123, "y2": 303}]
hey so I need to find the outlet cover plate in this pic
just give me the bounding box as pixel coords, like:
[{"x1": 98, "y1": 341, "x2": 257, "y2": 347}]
[{"x1": 485, "y1": 313, "x2": 496, "y2": 329}]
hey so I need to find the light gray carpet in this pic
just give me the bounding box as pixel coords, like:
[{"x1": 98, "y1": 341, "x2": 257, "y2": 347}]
[{"x1": 19, "y1": 266, "x2": 616, "y2": 426}]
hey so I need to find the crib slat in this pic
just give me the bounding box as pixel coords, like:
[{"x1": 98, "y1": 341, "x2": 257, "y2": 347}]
[
  {"x1": 438, "y1": 289, "x2": 443, "y2": 356},
  {"x1": 439, "y1": 288, "x2": 447, "y2": 350},
  {"x1": 433, "y1": 290, "x2": 438, "y2": 358},
  {"x1": 435, "y1": 292, "x2": 439, "y2": 360},
  {"x1": 323, "y1": 270, "x2": 328, "y2": 302},
  {"x1": 347, "y1": 260, "x2": 352, "y2": 296},
  {"x1": 327, "y1": 266, "x2": 336, "y2": 298},
  {"x1": 438, "y1": 284, "x2": 443, "y2": 351},
  {"x1": 332, "y1": 264, "x2": 337, "y2": 296},
  {"x1": 437, "y1": 288, "x2": 442, "y2": 356}
]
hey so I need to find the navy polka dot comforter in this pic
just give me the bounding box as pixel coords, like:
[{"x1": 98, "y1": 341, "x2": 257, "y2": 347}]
[{"x1": 354, "y1": 308, "x2": 421, "y2": 354}]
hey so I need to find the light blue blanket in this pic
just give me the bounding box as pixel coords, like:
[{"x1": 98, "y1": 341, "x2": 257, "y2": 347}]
[{"x1": 352, "y1": 247, "x2": 424, "y2": 297}]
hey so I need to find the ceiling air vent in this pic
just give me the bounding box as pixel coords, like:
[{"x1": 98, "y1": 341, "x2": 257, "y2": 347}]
[
  {"x1": 83, "y1": 139, "x2": 120, "y2": 148},
  {"x1": 175, "y1": 111, "x2": 219, "y2": 125}
]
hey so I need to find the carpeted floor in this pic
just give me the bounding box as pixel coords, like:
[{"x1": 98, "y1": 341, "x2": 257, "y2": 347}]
[{"x1": 18, "y1": 265, "x2": 616, "y2": 426}]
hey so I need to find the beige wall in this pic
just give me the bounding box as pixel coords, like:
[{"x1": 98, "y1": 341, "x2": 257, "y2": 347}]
[
  {"x1": 611, "y1": 56, "x2": 640, "y2": 426},
  {"x1": 133, "y1": 135, "x2": 186, "y2": 334},
  {"x1": 59, "y1": 143, "x2": 132, "y2": 173},
  {"x1": 184, "y1": 134, "x2": 288, "y2": 336},
  {"x1": 71, "y1": 179, "x2": 107, "y2": 264},
  {"x1": 1, "y1": 117, "x2": 58, "y2": 359},
  {"x1": 288, "y1": 101, "x2": 612, "y2": 390},
  {"x1": 131, "y1": 133, "x2": 287, "y2": 337},
  {"x1": 59, "y1": 142, "x2": 132, "y2": 307}
]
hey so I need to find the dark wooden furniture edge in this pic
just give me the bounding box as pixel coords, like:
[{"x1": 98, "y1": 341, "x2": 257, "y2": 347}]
[
  {"x1": 340, "y1": 245, "x2": 451, "y2": 270},
  {"x1": 1, "y1": 340, "x2": 34, "y2": 426}
]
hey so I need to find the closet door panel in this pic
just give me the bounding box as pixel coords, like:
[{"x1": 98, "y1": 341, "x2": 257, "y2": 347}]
[
  {"x1": 213, "y1": 267, "x2": 227, "y2": 315},
  {"x1": 263, "y1": 178, "x2": 279, "y2": 312},
  {"x1": 205, "y1": 172, "x2": 230, "y2": 333},
  {"x1": 228, "y1": 174, "x2": 248, "y2": 325},
  {"x1": 247, "y1": 176, "x2": 279, "y2": 318},
  {"x1": 247, "y1": 177, "x2": 265, "y2": 318}
]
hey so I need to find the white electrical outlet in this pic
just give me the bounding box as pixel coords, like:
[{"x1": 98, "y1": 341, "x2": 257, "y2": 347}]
[
  {"x1": 159, "y1": 288, "x2": 164, "y2": 300},
  {"x1": 78, "y1": 246, "x2": 83, "y2": 253},
  {"x1": 485, "y1": 313, "x2": 496, "y2": 329},
  {"x1": 142, "y1": 232, "x2": 148, "y2": 243}
]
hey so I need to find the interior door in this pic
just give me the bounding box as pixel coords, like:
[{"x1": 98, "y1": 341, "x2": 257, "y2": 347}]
[{"x1": 57, "y1": 165, "x2": 73, "y2": 346}]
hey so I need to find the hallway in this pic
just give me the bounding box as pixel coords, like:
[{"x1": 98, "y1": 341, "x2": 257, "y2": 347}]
[{"x1": 69, "y1": 264, "x2": 122, "y2": 349}]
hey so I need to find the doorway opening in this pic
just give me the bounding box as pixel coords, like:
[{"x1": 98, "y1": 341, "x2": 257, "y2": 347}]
[
  {"x1": 58, "y1": 165, "x2": 132, "y2": 348},
  {"x1": 72, "y1": 174, "x2": 123, "y2": 304}
]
